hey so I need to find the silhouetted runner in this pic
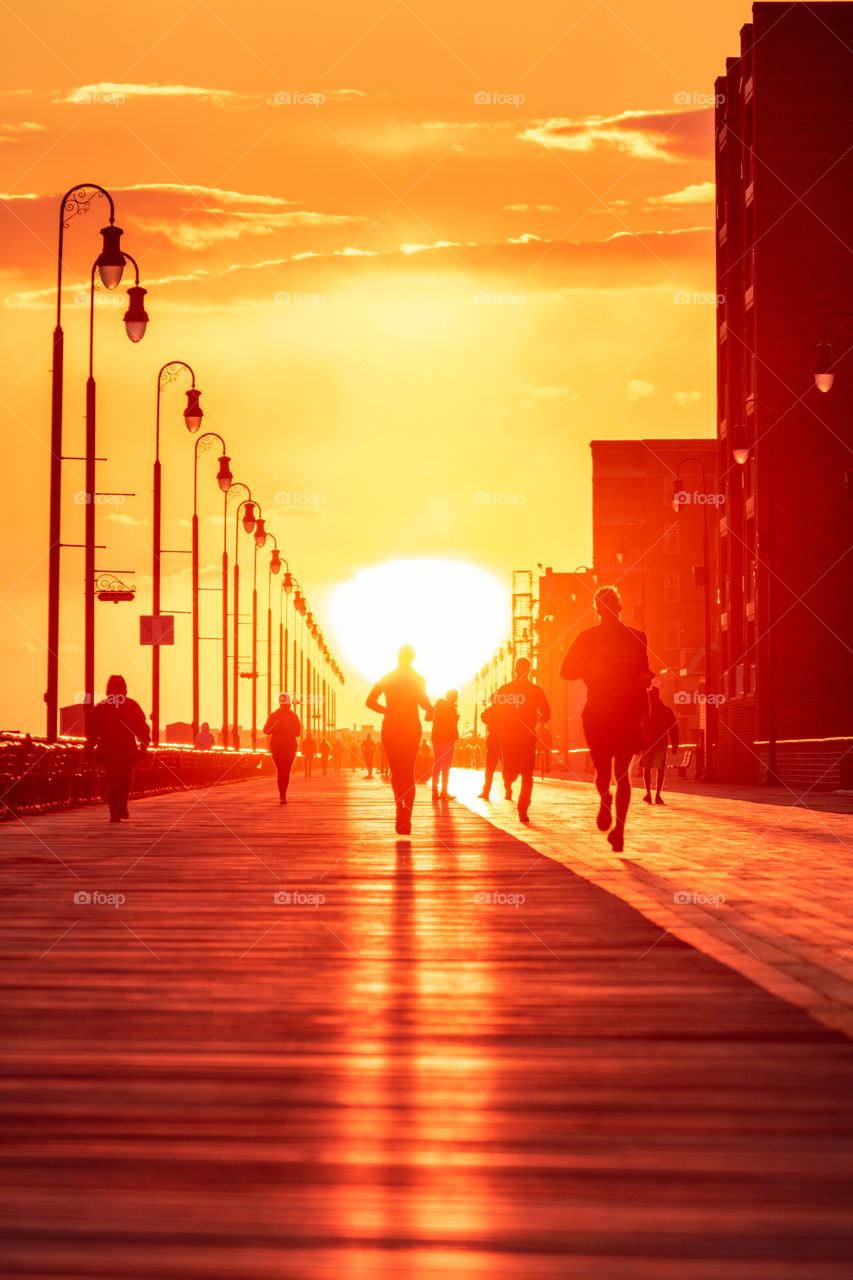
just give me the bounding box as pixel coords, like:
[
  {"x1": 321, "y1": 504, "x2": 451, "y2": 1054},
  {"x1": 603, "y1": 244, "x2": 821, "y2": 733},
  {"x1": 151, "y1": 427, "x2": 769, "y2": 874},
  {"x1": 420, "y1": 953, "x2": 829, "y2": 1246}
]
[
  {"x1": 319, "y1": 739, "x2": 330, "y2": 775},
  {"x1": 85, "y1": 675, "x2": 150, "y2": 823},
  {"x1": 495, "y1": 658, "x2": 550, "y2": 824},
  {"x1": 478, "y1": 693, "x2": 503, "y2": 800},
  {"x1": 560, "y1": 585, "x2": 652, "y2": 852},
  {"x1": 362, "y1": 734, "x2": 376, "y2": 777},
  {"x1": 431, "y1": 688, "x2": 459, "y2": 800},
  {"x1": 366, "y1": 644, "x2": 433, "y2": 835},
  {"x1": 302, "y1": 733, "x2": 316, "y2": 778},
  {"x1": 641, "y1": 687, "x2": 679, "y2": 805},
  {"x1": 263, "y1": 693, "x2": 302, "y2": 804}
]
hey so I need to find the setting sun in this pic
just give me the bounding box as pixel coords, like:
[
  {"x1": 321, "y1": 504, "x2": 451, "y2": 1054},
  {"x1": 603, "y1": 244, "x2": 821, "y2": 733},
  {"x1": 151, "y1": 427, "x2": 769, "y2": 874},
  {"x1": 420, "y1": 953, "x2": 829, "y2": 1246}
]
[{"x1": 329, "y1": 558, "x2": 510, "y2": 692}]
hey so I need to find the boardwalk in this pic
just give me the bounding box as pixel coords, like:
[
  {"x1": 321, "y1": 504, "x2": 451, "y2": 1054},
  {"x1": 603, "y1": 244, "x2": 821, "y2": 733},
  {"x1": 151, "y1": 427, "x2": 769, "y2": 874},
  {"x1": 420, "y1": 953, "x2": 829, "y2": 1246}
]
[{"x1": 2, "y1": 771, "x2": 853, "y2": 1278}]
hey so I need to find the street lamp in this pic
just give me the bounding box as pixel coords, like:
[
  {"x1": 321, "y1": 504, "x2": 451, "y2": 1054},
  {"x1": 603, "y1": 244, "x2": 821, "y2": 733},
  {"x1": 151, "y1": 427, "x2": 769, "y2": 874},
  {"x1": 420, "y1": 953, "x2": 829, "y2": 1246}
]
[
  {"x1": 265, "y1": 534, "x2": 283, "y2": 720},
  {"x1": 672, "y1": 458, "x2": 716, "y2": 781},
  {"x1": 83, "y1": 246, "x2": 147, "y2": 724},
  {"x1": 46, "y1": 184, "x2": 127, "y2": 740},
  {"x1": 814, "y1": 312, "x2": 853, "y2": 393},
  {"x1": 192, "y1": 431, "x2": 232, "y2": 745},
  {"x1": 231, "y1": 492, "x2": 257, "y2": 750},
  {"x1": 277, "y1": 564, "x2": 293, "y2": 700},
  {"x1": 152, "y1": 362, "x2": 202, "y2": 745}
]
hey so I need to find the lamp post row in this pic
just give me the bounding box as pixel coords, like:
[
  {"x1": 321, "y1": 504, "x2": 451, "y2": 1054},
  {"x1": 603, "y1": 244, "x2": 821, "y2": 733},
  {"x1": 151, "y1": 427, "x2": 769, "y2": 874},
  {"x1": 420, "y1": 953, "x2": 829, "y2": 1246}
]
[{"x1": 45, "y1": 183, "x2": 343, "y2": 747}]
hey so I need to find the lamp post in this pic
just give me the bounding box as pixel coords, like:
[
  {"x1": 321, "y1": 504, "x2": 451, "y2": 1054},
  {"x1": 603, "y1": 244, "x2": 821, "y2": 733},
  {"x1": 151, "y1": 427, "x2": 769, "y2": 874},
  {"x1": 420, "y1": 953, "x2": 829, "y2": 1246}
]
[
  {"x1": 672, "y1": 459, "x2": 716, "y2": 781},
  {"x1": 814, "y1": 311, "x2": 853, "y2": 393},
  {"x1": 279, "y1": 568, "x2": 293, "y2": 695},
  {"x1": 83, "y1": 249, "x2": 148, "y2": 722},
  {"x1": 265, "y1": 536, "x2": 282, "y2": 719},
  {"x1": 231, "y1": 491, "x2": 257, "y2": 750},
  {"x1": 152, "y1": 362, "x2": 202, "y2": 745},
  {"x1": 46, "y1": 184, "x2": 127, "y2": 740},
  {"x1": 192, "y1": 432, "x2": 232, "y2": 745},
  {"x1": 250, "y1": 515, "x2": 269, "y2": 747}
]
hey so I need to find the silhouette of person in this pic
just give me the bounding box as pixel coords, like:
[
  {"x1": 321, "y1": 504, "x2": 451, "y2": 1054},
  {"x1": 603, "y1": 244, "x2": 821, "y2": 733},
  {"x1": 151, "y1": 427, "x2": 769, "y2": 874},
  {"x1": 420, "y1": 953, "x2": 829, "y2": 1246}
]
[
  {"x1": 495, "y1": 658, "x2": 550, "y2": 823},
  {"x1": 263, "y1": 692, "x2": 302, "y2": 804},
  {"x1": 560, "y1": 585, "x2": 652, "y2": 852},
  {"x1": 331, "y1": 737, "x2": 343, "y2": 772},
  {"x1": 366, "y1": 644, "x2": 433, "y2": 835},
  {"x1": 85, "y1": 674, "x2": 150, "y2": 822},
  {"x1": 194, "y1": 721, "x2": 215, "y2": 750},
  {"x1": 362, "y1": 734, "x2": 376, "y2": 777},
  {"x1": 641, "y1": 687, "x2": 679, "y2": 805},
  {"x1": 478, "y1": 694, "x2": 504, "y2": 800},
  {"x1": 319, "y1": 738, "x2": 331, "y2": 775},
  {"x1": 430, "y1": 688, "x2": 459, "y2": 800},
  {"x1": 302, "y1": 732, "x2": 316, "y2": 778}
]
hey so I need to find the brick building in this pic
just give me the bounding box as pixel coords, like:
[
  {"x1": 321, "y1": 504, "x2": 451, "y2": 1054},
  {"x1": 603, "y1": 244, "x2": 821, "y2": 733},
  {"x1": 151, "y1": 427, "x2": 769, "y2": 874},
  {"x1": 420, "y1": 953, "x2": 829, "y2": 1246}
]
[{"x1": 715, "y1": 3, "x2": 853, "y2": 785}]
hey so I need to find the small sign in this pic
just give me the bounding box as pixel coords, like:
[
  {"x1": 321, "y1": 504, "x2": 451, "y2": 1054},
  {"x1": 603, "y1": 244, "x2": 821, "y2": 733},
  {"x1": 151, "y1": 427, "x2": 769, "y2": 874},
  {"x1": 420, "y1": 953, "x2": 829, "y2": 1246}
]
[{"x1": 140, "y1": 615, "x2": 175, "y2": 646}]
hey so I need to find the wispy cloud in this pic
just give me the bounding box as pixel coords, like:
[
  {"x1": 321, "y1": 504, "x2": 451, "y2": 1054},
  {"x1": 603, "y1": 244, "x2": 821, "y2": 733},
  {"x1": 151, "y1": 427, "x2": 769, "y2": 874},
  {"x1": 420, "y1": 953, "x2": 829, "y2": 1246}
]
[
  {"x1": 522, "y1": 108, "x2": 713, "y2": 163},
  {"x1": 649, "y1": 181, "x2": 715, "y2": 206}
]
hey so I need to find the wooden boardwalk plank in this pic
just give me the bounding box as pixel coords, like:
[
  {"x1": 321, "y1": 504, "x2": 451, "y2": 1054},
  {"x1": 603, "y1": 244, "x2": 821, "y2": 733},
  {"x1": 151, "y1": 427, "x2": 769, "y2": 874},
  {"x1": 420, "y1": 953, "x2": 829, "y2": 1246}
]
[{"x1": 1, "y1": 772, "x2": 853, "y2": 1279}]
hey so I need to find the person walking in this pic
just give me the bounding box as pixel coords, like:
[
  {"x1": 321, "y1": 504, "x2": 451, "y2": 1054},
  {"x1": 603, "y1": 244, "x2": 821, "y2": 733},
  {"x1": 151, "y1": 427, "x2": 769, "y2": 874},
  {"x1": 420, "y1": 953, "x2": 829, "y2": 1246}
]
[
  {"x1": 560, "y1": 585, "x2": 652, "y2": 852},
  {"x1": 331, "y1": 736, "x2": 343, "y2": 772},
  {"x1": 430, "y1": 688, "x2": 459, "y2": 800},
  {"x1": 366, "y1": 644, "x2": 433, "y2": 835},
  {"x1": 263, "y1": 693, "x2": 302, "y2": 804},
  {"x1": 362, "y1": 734, "x2": 376, "y2": 778},
  {"x1": 194, "y1": 721, "x2": 215, "y2": 750},
  {"x1": 319, "y1": 738, "x2": 331, "y2": 775},
  {"x1": 302, "y1": 732, "x2": 317, "y2": 778},
  {"x1": 85, "y1": 675, "x2": 150, "y2": 822},
  {"x1": 477, "y1": 694, "x2": 503, "y2": 801},
  {"x1": 496, "y1": 658, "x2": 550, "y2": 824},
  {"x1": 641, "y1": 687, "x2": 679, "y2": 805}
]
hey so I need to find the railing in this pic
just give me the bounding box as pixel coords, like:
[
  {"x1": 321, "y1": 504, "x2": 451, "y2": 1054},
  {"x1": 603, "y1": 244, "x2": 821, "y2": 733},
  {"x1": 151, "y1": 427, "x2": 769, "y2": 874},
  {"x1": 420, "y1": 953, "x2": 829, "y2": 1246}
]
[{"x1": 0, "y1": 734, "x2": 274, "y2": 821}]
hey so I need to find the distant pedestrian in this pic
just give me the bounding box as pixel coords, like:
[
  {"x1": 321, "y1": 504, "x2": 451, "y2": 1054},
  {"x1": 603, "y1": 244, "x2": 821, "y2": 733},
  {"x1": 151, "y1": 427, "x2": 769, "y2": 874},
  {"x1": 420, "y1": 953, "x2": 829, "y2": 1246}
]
[
  {"x1": 319, "y1": 738, "x2": 331, "y2": 775},
  {"x1": 366, "y1": 644, "x2": 433, "y2": 835},
  {"x1": 362, "y1": 734, "x2": 376, "y2": 777},
  {"x1": 263, "y1": 693, "x2": 302, "y2": 804},
  {"x1": 85, "y1": 675, "x2": 150, "y2": 822},
  {"x1": 194, "y1": 721, "x2": 215, "y2": 750},
  {"x1": 430, "y1": 688, "x2": 459, "y2": 800},
  {"x1": 302, "y1": 733, "x2": 317, "y2": 778},
  {"x1": 641, "y1": 688, "x2": 679, "y2": 805},
  {"x1": 560, "y1": 585, "x2": 652, "y2": 852},
  {"x1": 478, "y1": 695, "x2": 503, "y2": 800},
  {"x1": 331, "y1": 737, "x2": 343, "y2": 772},
  {"x1": 496, "y1": 658, "x2": 550, "y2": 823}
]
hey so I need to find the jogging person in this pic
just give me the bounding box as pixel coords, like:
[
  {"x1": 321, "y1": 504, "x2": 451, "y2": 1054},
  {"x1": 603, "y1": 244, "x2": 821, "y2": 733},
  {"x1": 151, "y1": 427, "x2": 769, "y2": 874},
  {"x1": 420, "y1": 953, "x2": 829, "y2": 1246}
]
[
  {"x1": 430, "y1": 688, "x2": 459, "y2": 800},
  {"x1": 361, "y1": 734, "x2": 376, "y2": 778},
  {"x1": 366, "y1": 645, "x2": 433, "y2": 835},
  {"x1": 477, "y1": 693, "x2": 503, "y2": 800},
  {"x1": 263, "y1": 692, "x2": 302, "y2": 804},
  {"x1": 560, "y1": 585, "x2": 652, "y2": 852},
  {"x1": 495, "y1": 658, "x2": 550, "y2": 823},
  {"x1": 641, "y1": 687, "x2": 679, "y2": 805}
]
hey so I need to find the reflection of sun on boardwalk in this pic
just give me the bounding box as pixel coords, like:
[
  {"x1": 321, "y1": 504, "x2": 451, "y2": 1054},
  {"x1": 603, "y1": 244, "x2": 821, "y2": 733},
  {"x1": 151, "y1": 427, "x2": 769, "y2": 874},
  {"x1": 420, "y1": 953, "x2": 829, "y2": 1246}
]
[{"x1": 2, "y1": 773, "x2": 853, "y2": 1277}]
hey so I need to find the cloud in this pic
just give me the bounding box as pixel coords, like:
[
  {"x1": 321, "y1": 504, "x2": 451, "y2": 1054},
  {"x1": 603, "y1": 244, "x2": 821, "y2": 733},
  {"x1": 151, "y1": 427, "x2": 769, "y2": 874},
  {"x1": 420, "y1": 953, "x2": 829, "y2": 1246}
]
[
  {"x1": 515, "y1": 383, "x2": 578, "y2": 410},
  {"x1": 0, "y1": 121, "x2": 46, "y2": 141},
  {"x1": 626, "y1": 380, "x2": 656, "y2": 401},
  {"x1": 522, "y1": 108, "x2": 713, "y2": 163},
  {"x1": 673, "y1": 390, "x2": 703, "y2": 406},
  {"x1": 649, "y1": 181, "x2": 715, "y2": 206},
  {"x1": 504, "y1": 203, "x2": 559, "y2": 212},
  {"x1": 51, "y1": 83, "x2": 369, "y2": 109}
]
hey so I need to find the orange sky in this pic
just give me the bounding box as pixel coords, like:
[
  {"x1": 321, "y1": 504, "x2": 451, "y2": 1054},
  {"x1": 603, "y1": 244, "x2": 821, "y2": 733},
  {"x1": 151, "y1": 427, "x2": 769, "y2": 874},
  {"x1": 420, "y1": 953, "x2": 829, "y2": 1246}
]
[{"x1": 0, "y1": 0, "x2": 755, "y2": 732}]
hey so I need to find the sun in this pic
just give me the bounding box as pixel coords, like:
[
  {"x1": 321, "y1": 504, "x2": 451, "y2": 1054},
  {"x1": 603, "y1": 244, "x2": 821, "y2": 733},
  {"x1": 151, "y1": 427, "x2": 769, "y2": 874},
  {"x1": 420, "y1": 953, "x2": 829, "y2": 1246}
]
[{"x1": 329, "y1": 559, "x2": 510, "y2": 693}]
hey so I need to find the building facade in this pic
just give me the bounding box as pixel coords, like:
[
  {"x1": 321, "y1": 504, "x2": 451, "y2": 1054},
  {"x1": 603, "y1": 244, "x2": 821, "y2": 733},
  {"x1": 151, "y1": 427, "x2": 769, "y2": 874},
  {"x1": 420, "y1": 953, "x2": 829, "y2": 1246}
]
[{"x1": 715, "y1": 3, "x2": 853, "y2": 785}]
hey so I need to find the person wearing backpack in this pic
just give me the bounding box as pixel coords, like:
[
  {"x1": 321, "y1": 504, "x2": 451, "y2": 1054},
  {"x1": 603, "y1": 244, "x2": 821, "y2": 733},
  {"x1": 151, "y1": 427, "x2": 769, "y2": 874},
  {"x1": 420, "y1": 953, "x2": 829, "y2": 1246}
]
[{"x1": 85, "y1": 674, "x2": 150, "y2": 822}]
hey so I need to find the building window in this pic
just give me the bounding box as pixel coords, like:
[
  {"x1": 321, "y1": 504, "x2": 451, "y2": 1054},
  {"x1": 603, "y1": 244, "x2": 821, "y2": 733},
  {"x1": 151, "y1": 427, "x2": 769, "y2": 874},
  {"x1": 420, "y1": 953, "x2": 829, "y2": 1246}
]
[
  {"x1": 664, "y1": 527, "x2": 680, "y2": 554},
  {"x1": 664, "y1": 573, "x2": 680, "y2": 603},
  {"x1": 664, "y1": 621, "x2": 680, "y2": 651}
]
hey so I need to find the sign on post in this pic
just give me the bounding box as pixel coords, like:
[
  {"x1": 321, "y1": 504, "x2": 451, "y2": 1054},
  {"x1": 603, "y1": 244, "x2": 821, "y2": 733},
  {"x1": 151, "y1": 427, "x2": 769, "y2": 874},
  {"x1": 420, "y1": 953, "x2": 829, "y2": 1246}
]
[{"x1": 140, "y1": 615, "x2": 175, "y2": 646}]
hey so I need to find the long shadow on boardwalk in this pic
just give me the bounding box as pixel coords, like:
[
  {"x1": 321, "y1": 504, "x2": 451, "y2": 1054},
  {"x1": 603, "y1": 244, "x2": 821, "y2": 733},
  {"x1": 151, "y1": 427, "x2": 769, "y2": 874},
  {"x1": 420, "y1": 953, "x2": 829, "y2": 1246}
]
[{"x1": 1, "y1": 772, "x2": 852, "y2": 1279}]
